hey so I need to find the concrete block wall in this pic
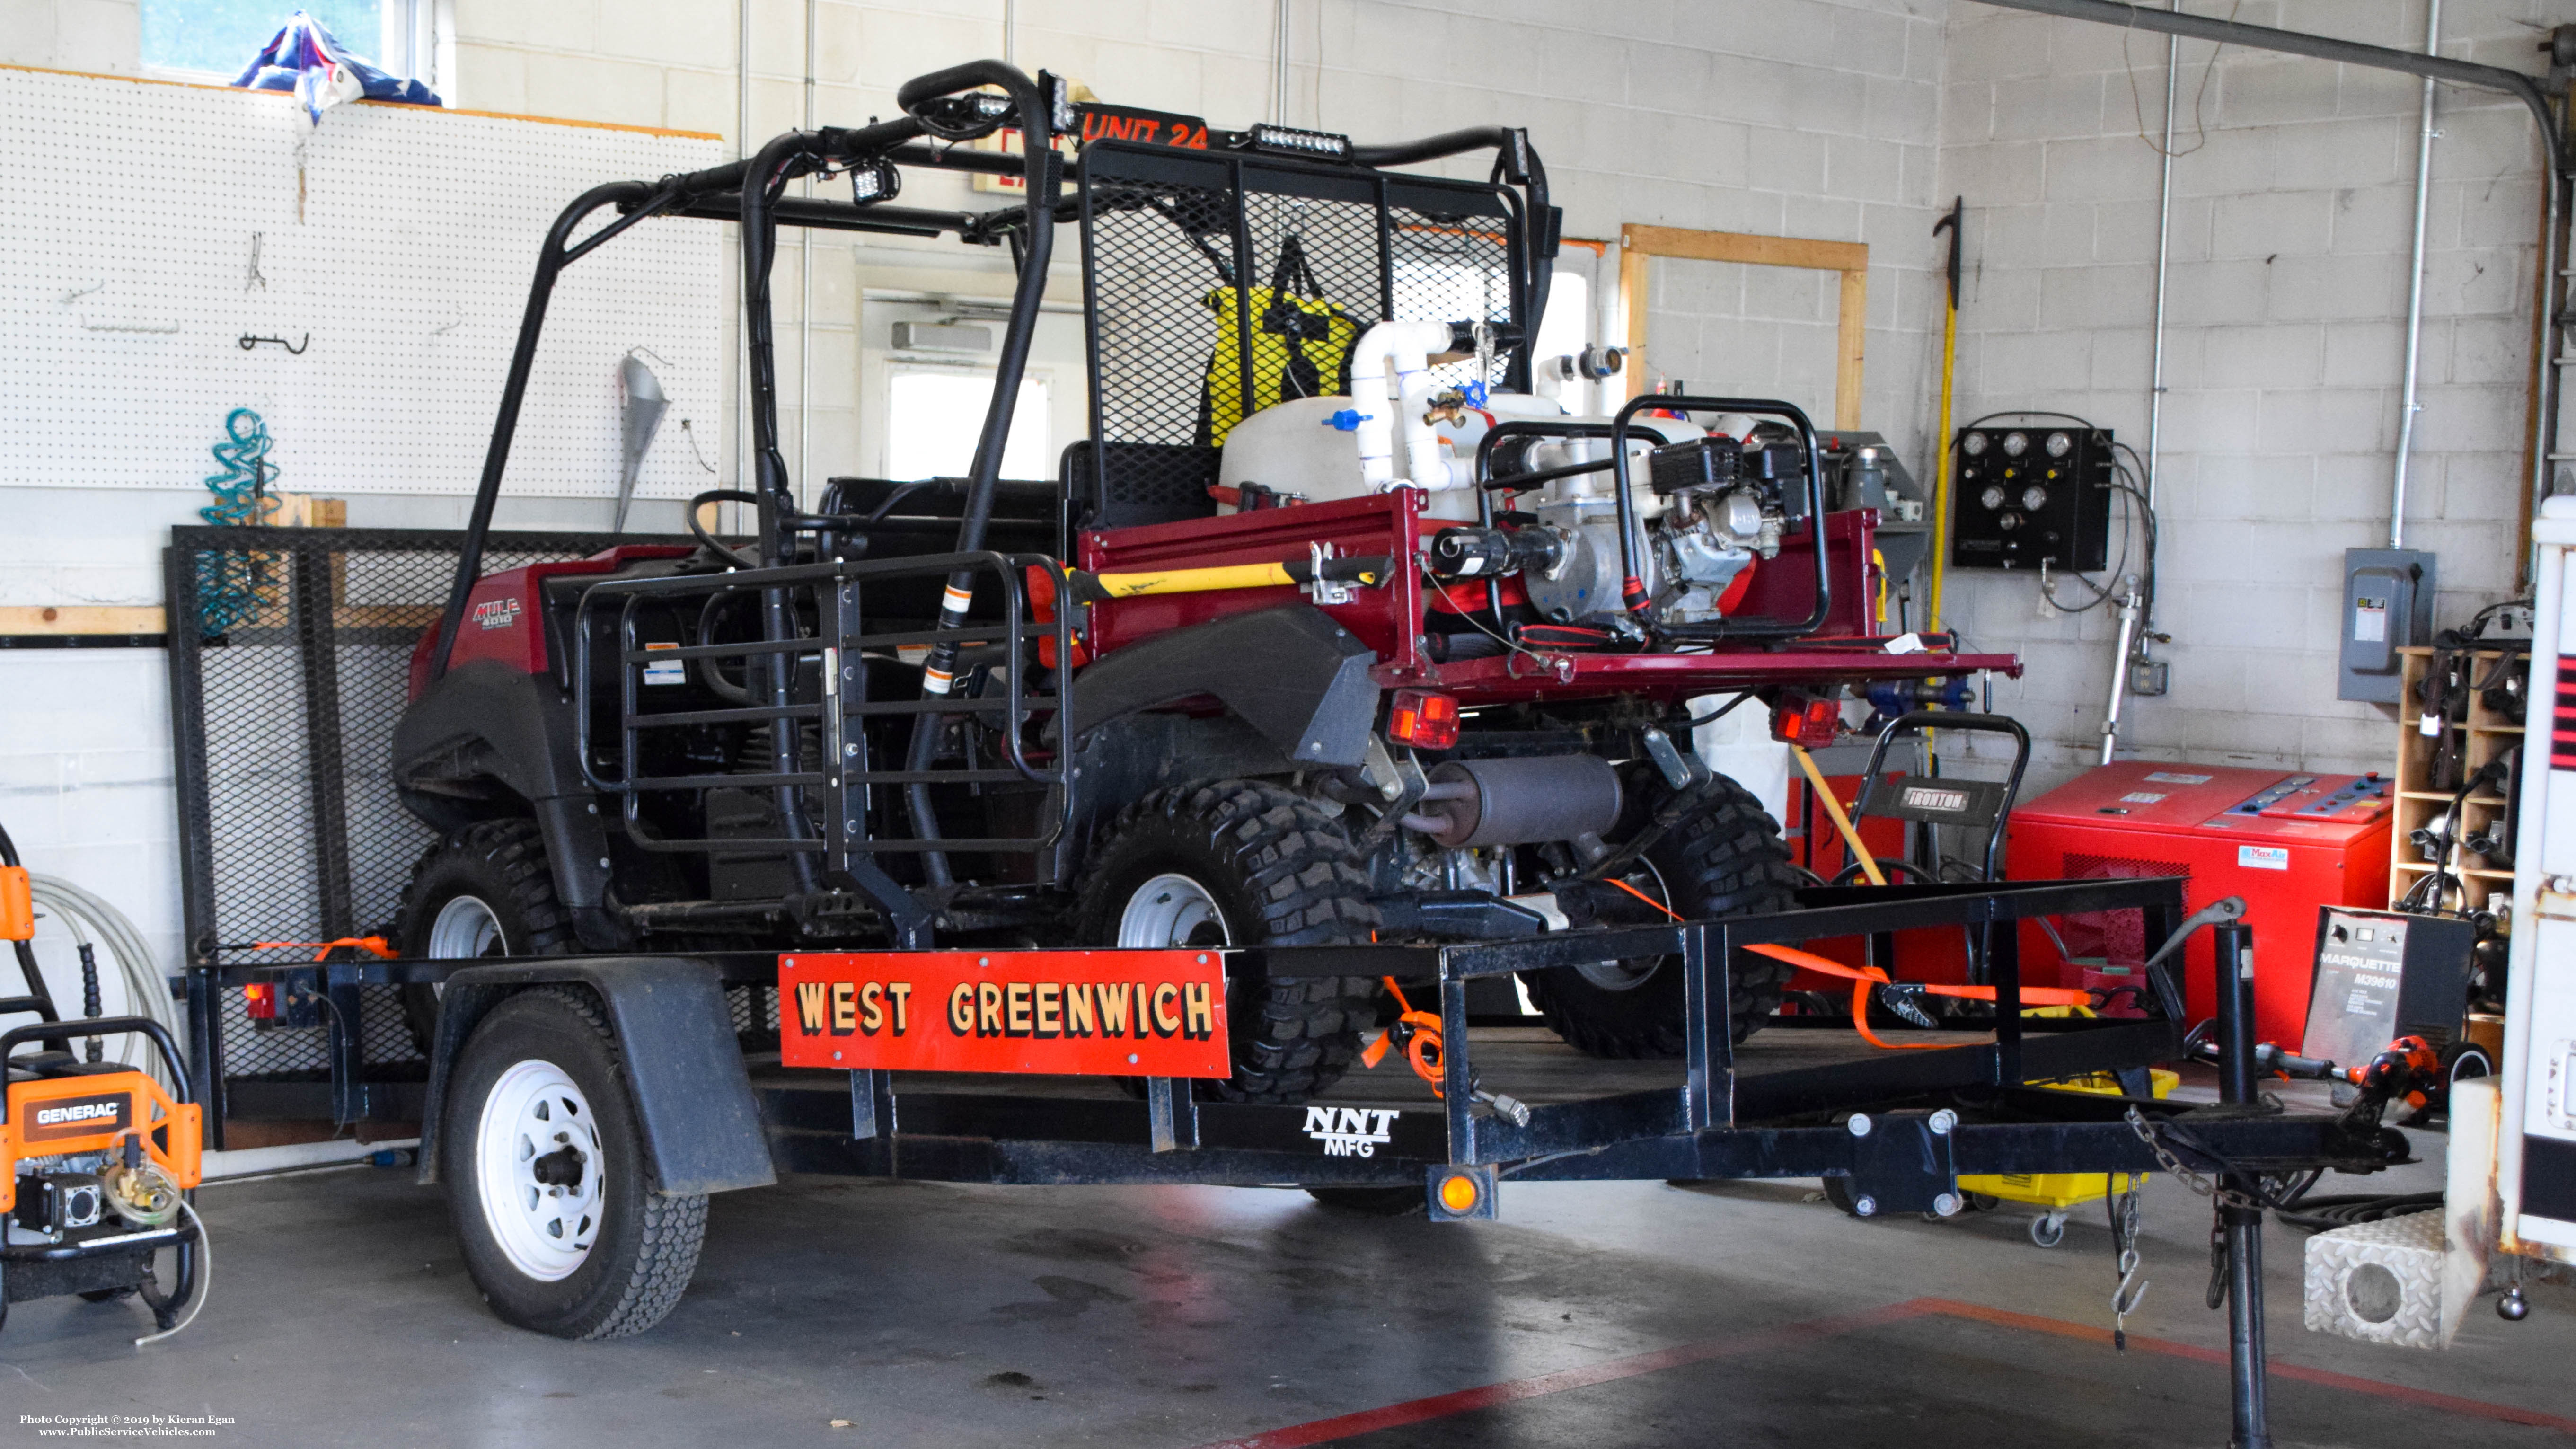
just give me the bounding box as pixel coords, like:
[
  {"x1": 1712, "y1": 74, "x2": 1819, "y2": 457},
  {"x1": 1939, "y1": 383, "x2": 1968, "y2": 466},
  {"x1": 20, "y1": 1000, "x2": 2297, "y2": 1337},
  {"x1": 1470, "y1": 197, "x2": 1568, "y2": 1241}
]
[
  {"x1": 1934, "y1": 1, "x2": 2551, "y2": 792},
  {"x1": 0, "y1": 0, "x2": 1960, "y2": 969},
  {"x1": 2, "y1": 0, "x2": 2562, "y2": 962}
]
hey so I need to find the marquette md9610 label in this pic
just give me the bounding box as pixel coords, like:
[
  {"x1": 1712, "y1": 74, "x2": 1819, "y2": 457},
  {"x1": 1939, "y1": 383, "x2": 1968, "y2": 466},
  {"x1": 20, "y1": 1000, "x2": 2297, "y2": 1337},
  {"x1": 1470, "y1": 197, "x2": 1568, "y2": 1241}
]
[{"x1": 778, "y1": 950, "x2": 1231, "y2": 1078}]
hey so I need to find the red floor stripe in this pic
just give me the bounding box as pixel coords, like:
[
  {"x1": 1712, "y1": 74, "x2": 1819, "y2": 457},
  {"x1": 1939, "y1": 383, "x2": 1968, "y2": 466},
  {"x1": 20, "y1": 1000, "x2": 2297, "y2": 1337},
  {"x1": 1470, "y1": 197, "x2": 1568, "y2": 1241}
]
[
  {"x1": 1917, "y1": 1298, "x2": 2576, "y2": 1436},
  {"x1": 1185, "y1": 1299, "x2": 1941, "y2": 1449},
  {"x1": 1188, "y1": 1296, "x2": 2576, "y2": 1448}
]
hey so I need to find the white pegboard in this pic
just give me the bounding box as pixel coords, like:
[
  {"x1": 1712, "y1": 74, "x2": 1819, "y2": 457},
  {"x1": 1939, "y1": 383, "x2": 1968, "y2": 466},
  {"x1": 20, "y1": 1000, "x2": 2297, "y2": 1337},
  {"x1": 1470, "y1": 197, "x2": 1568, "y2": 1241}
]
[{"x1": 0, "y1": 67, "x2": 724, "y2": 498}]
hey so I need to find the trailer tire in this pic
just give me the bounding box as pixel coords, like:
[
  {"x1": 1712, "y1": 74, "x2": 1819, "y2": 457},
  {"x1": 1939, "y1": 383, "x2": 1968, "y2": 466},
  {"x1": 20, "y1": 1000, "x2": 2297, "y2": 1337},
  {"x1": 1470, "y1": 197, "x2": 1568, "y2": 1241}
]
[
  {"x1": 1520, "y1": 774, "x2": 1798, "y2": 1059},
  {"x1": 397, "y1": 819, "x2": 577, "y2": 1049},
  {"x1": 441, "y1": 986, "x2": 705, "y2": 1340},
  {"x1": 1074, "y1": 781, "x2": 1377, "y2": 1104}
]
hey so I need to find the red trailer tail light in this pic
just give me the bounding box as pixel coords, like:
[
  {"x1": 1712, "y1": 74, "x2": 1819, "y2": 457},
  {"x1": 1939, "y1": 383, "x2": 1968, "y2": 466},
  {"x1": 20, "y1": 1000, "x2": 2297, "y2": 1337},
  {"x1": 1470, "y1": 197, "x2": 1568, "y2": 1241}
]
[
  {"x1": 1771, "y1": 693, "x2": 1842, "y2": 748},
  {"x1": 1387, "y1": 689, "x2": 1461, "y2": 750},
  {"x1": 243, "y1": 981, "x2": 277, "y2": 1021}
]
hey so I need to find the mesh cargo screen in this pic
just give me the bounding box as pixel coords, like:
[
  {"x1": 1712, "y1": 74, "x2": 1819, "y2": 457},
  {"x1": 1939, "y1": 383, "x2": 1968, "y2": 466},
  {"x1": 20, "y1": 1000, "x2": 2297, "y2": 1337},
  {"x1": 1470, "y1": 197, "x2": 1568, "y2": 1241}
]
[{"x1": 1079, "y1": 143, "x2": 1519, "y2": 527}]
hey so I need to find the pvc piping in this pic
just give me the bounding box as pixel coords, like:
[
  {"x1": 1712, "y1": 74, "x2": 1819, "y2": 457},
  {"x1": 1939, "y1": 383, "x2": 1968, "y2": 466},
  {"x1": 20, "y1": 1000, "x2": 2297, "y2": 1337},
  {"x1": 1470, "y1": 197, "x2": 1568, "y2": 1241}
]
[
  {"x1": 202, "y1": 1137, "x2": 418, "y2": 1183},
  {"x1": 1273, "y1": 0, "x2": 1291, "y2": 124},
  {"x1": 735, "y1": 0, "x2": 752, "y2": 505},
  {"x1": 798, "y1": 0, "x2": 816, "y2": 512},
  {"x1": 1347, "y1": 319, "x2": 1454, "y2": 489},
  {"x1": 2144, "y1": 3, "x2": 2176, "y2": 519},
  {"x1": 1398, "y1": 369, "x2": 1463, "y2": 489},
  {"x1": 2391, "y1": 0, "x2": 2440, "y2": 551},
  {"x1": 2100, "y1": 582, "x2": 2140, "y2": 763}
]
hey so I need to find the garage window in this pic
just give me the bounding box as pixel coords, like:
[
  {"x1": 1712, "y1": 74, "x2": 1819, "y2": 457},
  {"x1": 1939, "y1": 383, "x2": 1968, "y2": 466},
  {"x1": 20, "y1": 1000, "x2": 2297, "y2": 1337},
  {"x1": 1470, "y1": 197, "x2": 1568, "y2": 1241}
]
[
  {"x1": 884, "y1": 370, "x2": 1051, "y2": 482},
  {"x1": 143, "y1": 0, "x2": 405, "y2": 80}
]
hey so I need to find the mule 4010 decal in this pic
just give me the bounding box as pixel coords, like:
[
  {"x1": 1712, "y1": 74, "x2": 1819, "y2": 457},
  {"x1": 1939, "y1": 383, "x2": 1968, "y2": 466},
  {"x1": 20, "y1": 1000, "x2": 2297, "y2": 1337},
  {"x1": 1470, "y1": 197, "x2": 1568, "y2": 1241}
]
[{"x1": 779, "y1": 950, "x2": 1230, "y2": 1077}]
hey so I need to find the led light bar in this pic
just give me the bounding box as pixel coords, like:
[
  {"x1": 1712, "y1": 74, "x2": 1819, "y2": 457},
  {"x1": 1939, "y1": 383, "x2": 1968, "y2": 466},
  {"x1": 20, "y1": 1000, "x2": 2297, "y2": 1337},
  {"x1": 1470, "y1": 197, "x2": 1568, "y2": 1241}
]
[{"x1": 1245, "y1": 123, "x2": 1351, "y2": 160}]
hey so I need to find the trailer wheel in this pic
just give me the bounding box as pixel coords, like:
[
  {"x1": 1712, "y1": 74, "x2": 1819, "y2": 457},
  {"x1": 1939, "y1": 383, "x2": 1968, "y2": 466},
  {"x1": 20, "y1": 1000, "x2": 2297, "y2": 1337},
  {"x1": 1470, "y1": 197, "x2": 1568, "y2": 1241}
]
[
  {"x1": 397, "y1": 819, "x2": 577, "y2": 1048},
  {"x1": 441, "y1": 987, "x2": 705, "y2": 1339},
  {"x1": 1075, "y1": 782, "x2": 1377, "y2": 1104},
  {"x1": 1519, "y1": 774, "x2": 1798, "y2": 1059}
]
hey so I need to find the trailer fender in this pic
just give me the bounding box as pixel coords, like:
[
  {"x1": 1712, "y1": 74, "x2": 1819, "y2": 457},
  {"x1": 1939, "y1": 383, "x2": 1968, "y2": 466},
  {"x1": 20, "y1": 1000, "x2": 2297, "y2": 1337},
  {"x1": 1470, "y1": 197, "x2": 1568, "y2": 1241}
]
[
  {"x1": 1068, "y1": 606, "x2": 1378, "y2": 768},
  {"x1": 415, "y1": 956, "x2": 776, "y2": 1197}
]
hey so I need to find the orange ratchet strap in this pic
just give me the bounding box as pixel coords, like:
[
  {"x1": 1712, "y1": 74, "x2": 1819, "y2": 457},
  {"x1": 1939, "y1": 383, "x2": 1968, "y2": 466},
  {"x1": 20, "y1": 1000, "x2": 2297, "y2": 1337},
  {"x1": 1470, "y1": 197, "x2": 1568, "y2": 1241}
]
[
  {"x1": 251, "y1": 936, "x2": 399, "y2": 962},
  {"x1": 1745, "y1": 942, "x2": 2091, "y2": 1051},
  {"x1": 1361, "y1": 976, "x2": 1449, "y2": 1095}
]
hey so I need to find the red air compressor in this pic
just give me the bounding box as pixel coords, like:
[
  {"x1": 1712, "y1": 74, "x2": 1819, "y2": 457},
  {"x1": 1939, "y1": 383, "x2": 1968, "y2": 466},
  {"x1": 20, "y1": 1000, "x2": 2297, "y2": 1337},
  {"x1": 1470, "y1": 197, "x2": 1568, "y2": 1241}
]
[{"x1": 2006, "y1": 761, "x2": 2393, "y2": 1050}]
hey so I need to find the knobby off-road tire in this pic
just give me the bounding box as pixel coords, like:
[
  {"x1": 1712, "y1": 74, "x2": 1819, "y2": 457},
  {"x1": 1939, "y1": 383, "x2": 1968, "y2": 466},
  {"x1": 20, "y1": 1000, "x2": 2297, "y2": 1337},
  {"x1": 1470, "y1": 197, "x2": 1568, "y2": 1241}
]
[
  {"x1": 442, "y1": 987, "x2": 706, "y2": 1339},
  {"x1": 1074, "y1": 782, "x2": 1378, "y2": 1104},
  {"x1": 396, "y1": 819, "x2": 577, "y2": 1048},
  {"x1": 1520, "y1": 773, "x2": 1800, "y2": 1059}
]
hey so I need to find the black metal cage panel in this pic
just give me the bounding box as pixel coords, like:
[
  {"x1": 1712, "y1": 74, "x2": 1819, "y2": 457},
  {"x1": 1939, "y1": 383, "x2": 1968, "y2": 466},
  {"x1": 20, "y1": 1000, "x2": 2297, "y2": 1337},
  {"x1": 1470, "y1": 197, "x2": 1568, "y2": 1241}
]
[
  {"x1": 1077, "y1": 143, "x2": 1523, "y2": 528},
  {"x1": 166, "y1": 526, "x2": 664, "y2": 1085}
]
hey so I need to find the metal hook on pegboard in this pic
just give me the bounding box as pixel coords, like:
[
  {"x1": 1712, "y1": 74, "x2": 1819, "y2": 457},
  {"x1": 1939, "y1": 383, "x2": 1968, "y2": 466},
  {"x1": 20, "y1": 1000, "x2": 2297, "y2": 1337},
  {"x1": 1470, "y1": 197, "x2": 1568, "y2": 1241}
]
[{"x1": 238, "y1": 331, "x2": 309, "y2": 354}]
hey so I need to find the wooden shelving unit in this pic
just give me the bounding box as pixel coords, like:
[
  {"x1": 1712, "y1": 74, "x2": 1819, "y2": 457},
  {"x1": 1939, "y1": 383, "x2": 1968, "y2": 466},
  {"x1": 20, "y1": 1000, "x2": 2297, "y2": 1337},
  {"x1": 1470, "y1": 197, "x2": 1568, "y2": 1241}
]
[{"x1": 2388, "y1": 645, "x2": 2528, "y2": 913}]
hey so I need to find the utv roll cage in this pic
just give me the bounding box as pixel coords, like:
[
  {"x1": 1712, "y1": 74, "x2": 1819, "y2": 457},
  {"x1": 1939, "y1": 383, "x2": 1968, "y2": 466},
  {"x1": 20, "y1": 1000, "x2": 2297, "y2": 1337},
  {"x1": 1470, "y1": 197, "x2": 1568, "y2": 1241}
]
[{"x1": 426, "y1": 61, "x2": 1561, "y2": 689}]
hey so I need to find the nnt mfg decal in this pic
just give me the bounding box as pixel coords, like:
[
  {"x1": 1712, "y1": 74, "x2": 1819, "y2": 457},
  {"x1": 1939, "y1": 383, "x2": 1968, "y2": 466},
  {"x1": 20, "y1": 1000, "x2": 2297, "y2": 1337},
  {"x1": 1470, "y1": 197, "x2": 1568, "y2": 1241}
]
[{"x1": 1304, "y1": 1105, "x2": 1400, "y2": 1157}]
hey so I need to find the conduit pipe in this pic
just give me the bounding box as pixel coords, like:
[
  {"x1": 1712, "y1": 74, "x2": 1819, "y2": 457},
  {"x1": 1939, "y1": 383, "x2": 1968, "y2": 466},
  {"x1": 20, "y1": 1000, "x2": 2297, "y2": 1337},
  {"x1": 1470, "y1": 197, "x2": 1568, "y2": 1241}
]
[
  {"x1": 1973, "y1": 0, "x2": 2565, "y2": 578},
  {"x1": 1349, "y1": 319, "x2": 1464, "y2": 491},
  {"x1": 2392, "y1": 0, "x2": 2442, "y2": 549}
]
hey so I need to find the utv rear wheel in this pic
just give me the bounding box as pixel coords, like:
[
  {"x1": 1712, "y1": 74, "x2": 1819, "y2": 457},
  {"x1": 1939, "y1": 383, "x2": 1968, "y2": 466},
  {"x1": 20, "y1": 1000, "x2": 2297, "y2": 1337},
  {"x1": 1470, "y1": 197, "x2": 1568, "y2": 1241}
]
[
  {"x1": 397, "y1": 820, "x2": 576, "y2": 1048},
  {"x1": 1520, "y1": 773, "x2": 1799, "y2": 1058},
  {"x1": 1075, "y1": 782, "x2": 1377, "y2": 1104},
  {"x1": 442, "y1": 987, "x2": 704, "y2": 1339}
]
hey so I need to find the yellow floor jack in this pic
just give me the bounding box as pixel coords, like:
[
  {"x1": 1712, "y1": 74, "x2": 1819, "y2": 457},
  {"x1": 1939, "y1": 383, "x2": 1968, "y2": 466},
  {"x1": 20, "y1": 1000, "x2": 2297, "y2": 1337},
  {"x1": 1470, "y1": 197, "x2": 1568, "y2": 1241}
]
[{"x1": 0, "y1": 822, "x2": 204, "y2": 1340}]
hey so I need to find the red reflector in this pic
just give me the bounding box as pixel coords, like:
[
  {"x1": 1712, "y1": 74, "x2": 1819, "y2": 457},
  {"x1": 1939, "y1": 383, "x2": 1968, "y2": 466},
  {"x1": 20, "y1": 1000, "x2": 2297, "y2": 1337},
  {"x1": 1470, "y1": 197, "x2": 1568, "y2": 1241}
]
[
  {"x1": 1387, "y1": 689, "x2": 1462, "y2": 750},
  {"x1": 1771, "y1": 695, "x2": 1842, "y2": 748},
  {"x1": 244, "y1": 981, "x2": 276, "y2": 1021}
]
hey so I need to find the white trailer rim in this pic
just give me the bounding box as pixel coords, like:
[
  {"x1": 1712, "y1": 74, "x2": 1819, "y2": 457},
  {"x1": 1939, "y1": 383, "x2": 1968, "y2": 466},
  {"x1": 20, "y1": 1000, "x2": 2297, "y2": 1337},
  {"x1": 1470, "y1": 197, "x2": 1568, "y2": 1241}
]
[{"x1": 476, "y1": 1058, "x2": 604, "y2": 1282}]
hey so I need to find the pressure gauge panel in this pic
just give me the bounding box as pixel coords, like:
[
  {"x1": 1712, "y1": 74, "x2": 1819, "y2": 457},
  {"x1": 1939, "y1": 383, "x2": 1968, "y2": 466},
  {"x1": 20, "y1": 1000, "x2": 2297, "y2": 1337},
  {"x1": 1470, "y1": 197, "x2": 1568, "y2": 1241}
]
[{"x1": 1947, "y1": 424, "x2": 2116, "y2": 572}]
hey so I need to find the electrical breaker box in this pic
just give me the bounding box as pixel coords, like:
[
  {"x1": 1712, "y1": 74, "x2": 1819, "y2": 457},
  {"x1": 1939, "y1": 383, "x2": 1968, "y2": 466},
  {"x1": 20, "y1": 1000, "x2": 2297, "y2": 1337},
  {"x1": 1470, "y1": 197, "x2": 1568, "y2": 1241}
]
[
  {"x1": 2007, "y1": 761, "x2": 2395, "y2": 1050},
  {"x1": 2338, "y1": 547, "x2": 2437, "y2": 704},
  {"x1": 1947, "y1": 425, "x2": 2114, "y2": 573}
]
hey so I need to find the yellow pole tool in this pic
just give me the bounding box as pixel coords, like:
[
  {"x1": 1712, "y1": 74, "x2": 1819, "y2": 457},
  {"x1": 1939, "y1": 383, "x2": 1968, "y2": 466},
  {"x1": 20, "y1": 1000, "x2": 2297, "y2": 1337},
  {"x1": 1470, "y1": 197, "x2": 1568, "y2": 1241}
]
[
  {"x1": 1793, "y1": 744, "x2": 1887, "y2": 888},
  {"x1": 1928, "y1": 196, "x2": 1962, "y2": 637},
  {"x1": 1067, "y1": 554, "x2": 1391, "y2": 604}
]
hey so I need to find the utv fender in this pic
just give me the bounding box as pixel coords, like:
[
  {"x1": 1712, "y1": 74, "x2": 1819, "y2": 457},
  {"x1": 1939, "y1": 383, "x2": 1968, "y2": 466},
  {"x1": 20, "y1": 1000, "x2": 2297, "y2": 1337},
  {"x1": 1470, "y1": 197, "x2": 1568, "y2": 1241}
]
[
  {"x1": 1068, "y1": 606, "x2": 1379, "y2": 767},
  {"x1": 415, "y1": 957, "x2": 776, "y2": 1197},
  {"x1": 392, "y1": 660, "x2": 612, "y2": 933}
]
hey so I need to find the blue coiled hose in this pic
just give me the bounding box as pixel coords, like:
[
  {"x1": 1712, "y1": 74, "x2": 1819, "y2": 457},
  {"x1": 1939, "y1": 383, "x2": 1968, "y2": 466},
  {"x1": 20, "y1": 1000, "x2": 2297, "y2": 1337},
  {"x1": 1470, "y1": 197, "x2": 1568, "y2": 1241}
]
[{"x1": 196, "y1": 408, "x2": 274, "y2": 636}]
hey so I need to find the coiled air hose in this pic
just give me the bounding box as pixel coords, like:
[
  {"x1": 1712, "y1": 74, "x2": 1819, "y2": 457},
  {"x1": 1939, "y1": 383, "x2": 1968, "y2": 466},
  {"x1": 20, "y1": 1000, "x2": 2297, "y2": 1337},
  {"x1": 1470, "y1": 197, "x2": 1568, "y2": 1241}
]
[{"x1": 196, "y1": 407, "x2": 275, "y2": 636}]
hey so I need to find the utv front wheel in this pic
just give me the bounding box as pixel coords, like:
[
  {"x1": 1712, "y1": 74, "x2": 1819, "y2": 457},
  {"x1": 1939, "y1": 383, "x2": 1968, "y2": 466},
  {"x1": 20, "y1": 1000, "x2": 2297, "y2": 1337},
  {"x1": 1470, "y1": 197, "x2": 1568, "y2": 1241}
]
[
  {"x1": 1075, "y1": 782, "x2": 1377, "y2": 1104},
  {"x1": 442, "y1": 987, "x2": 705, "y2": 1339},
  {"x1": 1520, "y1": 773, "x2": 1800, "y2": 1058},
  {"x1": 397, "y1": 819, "x2": 576, "y2": 1047}
]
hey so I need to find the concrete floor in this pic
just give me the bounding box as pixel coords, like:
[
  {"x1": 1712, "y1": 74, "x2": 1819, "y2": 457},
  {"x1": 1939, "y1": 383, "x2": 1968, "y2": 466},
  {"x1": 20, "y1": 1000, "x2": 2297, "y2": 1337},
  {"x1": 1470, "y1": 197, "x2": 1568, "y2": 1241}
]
[{"x1": 3, "y1": 1121, "x2": 2571, "y2": 1448}]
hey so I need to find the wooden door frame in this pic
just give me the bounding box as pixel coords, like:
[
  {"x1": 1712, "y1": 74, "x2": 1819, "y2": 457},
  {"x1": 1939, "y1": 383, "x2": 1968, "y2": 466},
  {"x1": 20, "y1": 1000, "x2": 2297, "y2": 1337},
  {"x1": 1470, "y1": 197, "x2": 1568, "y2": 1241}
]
[{"x1": 1617, "y1": 223, "x2": 1869, "y2": 430}]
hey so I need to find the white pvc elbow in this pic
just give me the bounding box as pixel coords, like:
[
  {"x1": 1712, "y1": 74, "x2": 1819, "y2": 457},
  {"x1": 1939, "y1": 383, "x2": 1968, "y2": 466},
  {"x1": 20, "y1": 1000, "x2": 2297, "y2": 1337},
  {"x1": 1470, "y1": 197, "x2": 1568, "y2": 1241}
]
[{"x1": 1346, "y1": 319, "x2": 1463, "y2": 493}]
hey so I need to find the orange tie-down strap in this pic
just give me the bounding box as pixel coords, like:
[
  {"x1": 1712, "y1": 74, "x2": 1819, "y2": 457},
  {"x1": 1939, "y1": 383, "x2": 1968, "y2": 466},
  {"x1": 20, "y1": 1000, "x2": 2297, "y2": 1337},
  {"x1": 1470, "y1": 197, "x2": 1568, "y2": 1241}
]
[
  {"x1": 251, "y1": 937, "x2": 399, "y2": 962},
  {"x1": 1745, "y1": 942, "x2": 2092, "y2": 1051}
]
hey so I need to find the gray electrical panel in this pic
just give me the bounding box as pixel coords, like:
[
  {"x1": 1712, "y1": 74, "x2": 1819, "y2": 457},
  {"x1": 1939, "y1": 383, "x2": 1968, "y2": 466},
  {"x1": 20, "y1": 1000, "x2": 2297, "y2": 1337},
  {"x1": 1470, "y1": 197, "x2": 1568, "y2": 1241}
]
[{"x1": 2338, "y1": 547, "x2": 2436, "y2": 704}]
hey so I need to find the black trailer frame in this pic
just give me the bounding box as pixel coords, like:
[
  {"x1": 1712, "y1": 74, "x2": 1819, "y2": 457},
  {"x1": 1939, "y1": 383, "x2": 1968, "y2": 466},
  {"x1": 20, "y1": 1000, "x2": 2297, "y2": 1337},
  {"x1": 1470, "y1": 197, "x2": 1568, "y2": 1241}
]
[{"x1": 201, "y1": 875, "x2": 2395, "y2": 1446}]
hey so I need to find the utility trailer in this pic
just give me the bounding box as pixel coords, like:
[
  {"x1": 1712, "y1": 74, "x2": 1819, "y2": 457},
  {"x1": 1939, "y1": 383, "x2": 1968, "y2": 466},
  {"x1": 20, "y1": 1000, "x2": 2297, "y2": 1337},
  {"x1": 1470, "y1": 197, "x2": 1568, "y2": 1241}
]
[
  {"x1": 163, "y1": 60, "x2": 2410, "y2": 1444},
  {"x1": 189, "y1": 876, "x2": 2404, "y2": 1445}
]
